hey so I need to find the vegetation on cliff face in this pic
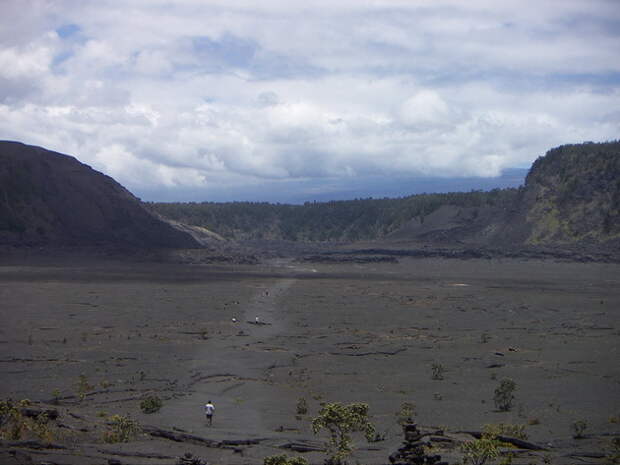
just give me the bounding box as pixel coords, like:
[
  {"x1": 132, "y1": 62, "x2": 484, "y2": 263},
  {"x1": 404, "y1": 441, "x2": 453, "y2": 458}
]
[
  {"x1": 150, "y1": 189, "x2": 517, "y2": 242},
  {"x1": 522, "y1": 141, "x2": 620, "y2": 245}
]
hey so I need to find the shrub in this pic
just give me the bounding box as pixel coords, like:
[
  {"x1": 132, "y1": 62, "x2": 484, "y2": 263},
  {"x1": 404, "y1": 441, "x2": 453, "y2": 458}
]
[
  {"x1": 102, "y1": 414, "x2": 139, "y2": 443},
  {"x1": 493, "y1": 378, "x2": 516, "y2": 412},
  {"x1": 296, "y1": 397, "x2": 308, "y2": 415},
  {"x1": 571, "y1": 420, "x2": 587, "y2": 439},
  {"x1": 607, "y1": 437, "x2": 620, "y2": 463},
  {"x1": 76, "y1": 374, "x2": 94, "y2": 402},
  {"x1": 140, "y1": 396, "x2": 162, "y2": 414},
  {"x1": 51, "y1": 389, "x2": 61, "y2": 405},
  {"x1": 0, "y1": 399, "x2": 53, "y2": 442},
  {"x1": 461, "y1": 437, "x2": 500, "y2": 465},
  {"x1": 312, "y1": 402, "x2": 375, "y2": 465},
  {"x1": 396, "y1": 402, "x2": 416, "y2": 425},
  {"x1": 431, "y1": 363, "x2": 445, "y2": 380},
  {"x1": 483, "y1": 423, "x2": 527, "y2": 440},
  {"x1": 263, "y1": 454, "x2": 309, "y2": 465}
]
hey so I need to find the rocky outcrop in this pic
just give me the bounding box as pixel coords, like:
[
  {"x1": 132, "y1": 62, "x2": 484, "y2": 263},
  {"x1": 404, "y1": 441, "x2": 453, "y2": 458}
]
[
  {"x1": 387, "y1": 422, "x2": 447, "y2": 465},
  {"x1": 505, "y1": 141, "x2": 620, "y2": 246},
  {"x1": 0, "y1": 141, "x2": 200, "y2": 248}
]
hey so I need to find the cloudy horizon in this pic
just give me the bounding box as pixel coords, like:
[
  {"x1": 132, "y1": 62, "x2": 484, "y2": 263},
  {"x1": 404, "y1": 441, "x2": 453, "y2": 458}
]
[{"x1": 1, "y1": 1, "x2": 619, "y2": 202}]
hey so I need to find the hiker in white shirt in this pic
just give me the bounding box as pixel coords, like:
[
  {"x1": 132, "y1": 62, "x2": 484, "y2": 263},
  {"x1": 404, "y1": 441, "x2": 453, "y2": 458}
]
[{"x1": 205, "y1": 400, "x2": 215, "y2": 426}]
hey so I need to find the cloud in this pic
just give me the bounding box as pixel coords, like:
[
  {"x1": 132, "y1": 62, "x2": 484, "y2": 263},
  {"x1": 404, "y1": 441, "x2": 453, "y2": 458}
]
[{"x1": 0, "y1": 0, "x2": 619, "y2": 201}]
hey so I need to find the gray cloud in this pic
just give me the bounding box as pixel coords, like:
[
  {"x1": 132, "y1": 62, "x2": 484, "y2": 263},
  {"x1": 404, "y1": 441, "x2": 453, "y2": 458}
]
[{"x1": 0, "y1": 0, "x2": 619, "y2": 201}]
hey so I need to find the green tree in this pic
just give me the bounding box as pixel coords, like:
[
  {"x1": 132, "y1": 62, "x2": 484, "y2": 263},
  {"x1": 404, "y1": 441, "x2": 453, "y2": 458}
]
[
  {"x1": 311, "y1": 402, "x2": 375, "y2": 465},
  {"x1": 493, "y1": 378, "x2": 516, "y2": 412}
]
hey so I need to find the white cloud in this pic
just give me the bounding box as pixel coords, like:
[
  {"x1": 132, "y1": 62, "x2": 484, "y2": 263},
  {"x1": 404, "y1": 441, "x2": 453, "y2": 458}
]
[{"x1": 0, "y1": 0, "x2": 619, "y2": 200}]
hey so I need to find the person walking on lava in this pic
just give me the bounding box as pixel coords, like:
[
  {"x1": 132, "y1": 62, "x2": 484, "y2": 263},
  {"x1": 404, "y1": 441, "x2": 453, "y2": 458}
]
[{"x1": 205, "y1": 400, "x2": 215, "y2": 426}]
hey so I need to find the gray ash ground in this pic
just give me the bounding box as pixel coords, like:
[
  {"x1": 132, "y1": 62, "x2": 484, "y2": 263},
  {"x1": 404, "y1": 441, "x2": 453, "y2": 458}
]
[{"x1": 1, "y1": 252, "x2": 619, "y2": 464}]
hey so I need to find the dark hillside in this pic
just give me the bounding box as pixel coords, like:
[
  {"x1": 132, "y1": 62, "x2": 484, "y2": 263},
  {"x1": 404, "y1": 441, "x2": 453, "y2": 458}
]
[{"x1": 0, "y1": 141, "x2": 200, "y2": 248}]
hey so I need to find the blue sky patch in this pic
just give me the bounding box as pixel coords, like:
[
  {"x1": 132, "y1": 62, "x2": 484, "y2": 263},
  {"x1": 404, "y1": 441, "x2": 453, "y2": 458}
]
[{"x1": 56, "y1": 24, "x2": 81, "y2": 39}]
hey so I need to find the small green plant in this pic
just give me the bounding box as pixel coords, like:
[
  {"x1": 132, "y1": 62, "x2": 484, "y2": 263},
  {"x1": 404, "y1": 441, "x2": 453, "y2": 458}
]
[
  {"x1": 493, "y1": 378, "x2": 516, "y2": 412},
  {"x1": 0, "y1": 399, "x2": 53, "y2": 442},
  {"x1": 462, "y1": 422, "x2": 526, "y2": 465},
  {"x1": 51, "y1": 389, "x2": 61, "y2": 405},
  {"x1": 296, "y1": 397, "x2": 308, "y2": 415},
  {"x1": 480, "y1": 332, "x2": 491, "y2": 343},
  {"x1": 461, "y1": 436, "x2": 500, "y2": 465},
  {"x1": 312, "y1": 402, "x2": 376, "y2": 465},
  {"x1": 140, "y1": 396, "x2": 162, "y2": 414},
  {"x1": 102, "y1": 414, "x2": 139, "y2": 443},
  {"x1": 100, "y1": 380, "x2": 113, "y2": 389},
  {"x1": 607, "y1": 437, "x2": 620, "y2": 463},
  {"x1": 76, "y1": 374, "x2": 94, "y2": 402},
  {"x1": 483, "y1": 423, "x2": 528, "y2": 441},
  {"x1": 431, "y1": 363, "x2": 445, "y2": 380},
  {"x1": 396, "y1": 402, "x2": 416, "y2": 425},
  {"x1": 264, "y1": 454, "x2": 309, "y2": 465},
  {"x1": 571, "y1": 420, "x2": 587, "y2": 439}
]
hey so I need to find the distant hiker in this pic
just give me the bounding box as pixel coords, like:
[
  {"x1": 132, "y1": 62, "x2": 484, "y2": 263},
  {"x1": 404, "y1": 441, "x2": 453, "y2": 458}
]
[
  {"x1": 255, "y1": 316, "x2": 260, "y2": 324},
  {"x1": 205, "y1": 400, "x2": 215, "y2": 426},
  {"x1": 231, "y1": 317, "x2": 237, "y2": 323}
]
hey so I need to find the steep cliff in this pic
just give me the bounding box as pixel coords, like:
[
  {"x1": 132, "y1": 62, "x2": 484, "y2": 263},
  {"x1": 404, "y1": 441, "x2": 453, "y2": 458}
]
[{"x1": 505, "y1": 141, "x2": 620, "y2": 247}]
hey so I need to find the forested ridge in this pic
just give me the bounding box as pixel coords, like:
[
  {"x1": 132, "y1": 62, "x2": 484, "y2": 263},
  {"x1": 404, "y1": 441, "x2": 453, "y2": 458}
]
[
  {"x1": 149, "y1": 189, "x2": 518, "y2": 242},
  {"x1": 150, "y1": 141, "x2": 620, "y2": 245}
]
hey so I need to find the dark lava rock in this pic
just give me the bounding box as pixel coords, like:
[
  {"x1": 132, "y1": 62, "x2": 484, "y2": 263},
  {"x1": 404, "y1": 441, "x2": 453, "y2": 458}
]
[
  {"x1": 387, "y1": 423, "x2": 448, "y2": 465},
  {"x1": 0, "y1": 140, "x2": 200, "y2": 249}
]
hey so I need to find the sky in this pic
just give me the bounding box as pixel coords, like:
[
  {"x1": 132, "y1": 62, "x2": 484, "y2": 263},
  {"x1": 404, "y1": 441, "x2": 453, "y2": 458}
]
[{"x1": 1, "y1": 1, "x2": 619, "y2": 203}]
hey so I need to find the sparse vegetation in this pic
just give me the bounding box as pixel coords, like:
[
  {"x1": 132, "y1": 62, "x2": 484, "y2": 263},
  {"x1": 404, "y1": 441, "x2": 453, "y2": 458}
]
[
  {"x1": 607, "y1": 437, "x2": 620, "y2": 463},
  {"x1": 311, "y1": 402, "x2": 376, "y2": 465},
  {"x1": 493, "y1": 378, "x2": 517, "y2": 412},
  {"x1": 296, "y1": 397, "x2": 308, "y2": 415},
  {"x1": 263, "y1": 454, "x2": 309, "y2": 465},
  {"x1": 483, "y1": 423, "x2": 528, "y2": 440},
  {"x1": 571, "y1": 419, "x2": 588, "y2": 439},
  {"x1": 0, "y1": 399, "x2": 53, "y2": 442},
  {"x1": 76, "y1": 374, "x2": 94, "y2": 402},
  {"x1": 102, "y1": 414, "x2": 140, "y2": 443},
  {"x1": 396, "y1": 402, "x2": 416, "y2": 425},
  {"x1": 460, "y1": 436, "x2": 501, "y2": 465},
  {"x1": 140, "y1": 395, "x2": 163, "y2": 414},
  {"x1": 51, "y1": 389, "x2": 61, "y2": 405},
  {"x1": 431, "y1": 363, "x2": 445, "y2": 380}
]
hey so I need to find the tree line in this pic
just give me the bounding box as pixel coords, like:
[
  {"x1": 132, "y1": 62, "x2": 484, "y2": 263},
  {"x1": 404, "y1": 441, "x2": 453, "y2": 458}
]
[{"x1": 149, "y1": 188, "x2": 519, "y2": 242}]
